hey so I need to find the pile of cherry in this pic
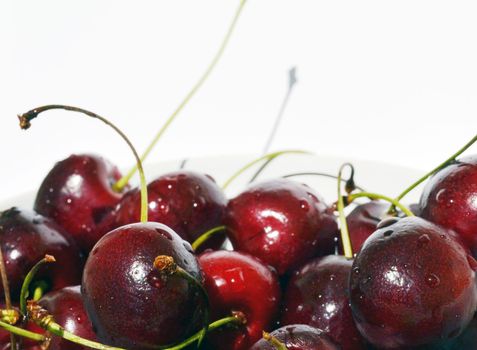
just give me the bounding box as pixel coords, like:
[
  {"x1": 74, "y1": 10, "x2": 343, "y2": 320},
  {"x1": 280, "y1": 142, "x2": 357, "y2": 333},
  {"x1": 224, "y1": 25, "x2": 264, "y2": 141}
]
[{"x1": 1, "y1": 132, "x2": 477, "y2": 350}]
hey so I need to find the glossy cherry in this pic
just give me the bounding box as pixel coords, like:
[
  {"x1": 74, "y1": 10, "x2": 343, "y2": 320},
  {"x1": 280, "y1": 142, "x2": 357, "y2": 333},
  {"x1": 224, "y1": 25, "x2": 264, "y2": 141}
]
[
  {"x1": 0, "y1": 208, "x2": 83, "y2": 298},
  {"x1": 249, "y1": 324, "x2": 339, "y2": 350},
  {"x1": 346, "y1": 200, "x2": 389, "y2": 254},
  {"x1": 82, "y1": 222, "x2": 204, "y2": 349},
  {"x1": 112, "y1": 171, "x2": 227, "y2": 250},
  {"x1": 225, "y1": 179, "x2": 337, "y2": 275},
  {"x1": 419, "y1": 155, "x2": 477, "y2": 256},
  {"x1": 281, "y1": 255, "x2": 366, "y2": 350},
  {"x1": 349, "y1": 216, "x2": 477, "y2": 349},
  {"x1": 34, "y1": 154, "x2": 126, "y2": 252},
  {"x1": 198, "y1": 250, "x2": 281, "y2": 350},
  {"x1": 32, "y1": 285, "x2": 96, "y2": 350}
]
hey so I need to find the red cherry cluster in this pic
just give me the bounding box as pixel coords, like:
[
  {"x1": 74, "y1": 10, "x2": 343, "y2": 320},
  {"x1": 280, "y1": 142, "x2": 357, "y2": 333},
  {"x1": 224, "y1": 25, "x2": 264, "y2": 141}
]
[{"x1": 1, "y1": 98, "x2": 476, "y2": 350}]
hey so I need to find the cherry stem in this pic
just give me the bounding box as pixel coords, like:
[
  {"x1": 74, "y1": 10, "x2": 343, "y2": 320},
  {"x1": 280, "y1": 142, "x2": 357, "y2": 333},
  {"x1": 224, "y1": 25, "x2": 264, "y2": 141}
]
[
  {"x1": 19, "y1": 255, "x2": 55, "y2": 316},
  {"x1": 0, "y1": 319, "x2": 45, "y2": 342},
  {"x1": 32, "y1": 281, "x2": 48, "y2": 301},
  {"x1": 18, "y1": 104, "x2": 149, "y2": 222},
  {"x1": 191, "y1": 225, "x2": 226, "y2": 251},
  {"x1": 262, "y1": 331, "x2": 288, "y2": 350},
  {"x1": 160, "y1": 313, "x2": 246, "y2": 350},
  {"x1": 0, "y1": 309, "x2": 20, "y2": 325},
  {"x1": 222, "y1": 150, "x2": 311, "y2": 190},
  {"x1": 282, "y1": 172, "x2": 366, "y2": 192},
  {"x1": 337, "y1": 163, "x2": 354, "y2": 259},
  {"x1": 28, "y1": 300, "x2": 124, "y2": 350},
  {"x1": 390, "y1": 133, "x2": 477, "y2": 213},
  {"x1": 154, "y1": 256, "x2": 210, "y2": 348},
  {"x1": 114, "y1": 0, "x2": 248, "y2": 191},
  {"x1": 261, "y1": 67, "x2": 298, "y2": 156},
  {"x1": 348, "y1": 192, "x2": 414, "y2": 217},
  {"x1": 0, "y1": 241, "x2": 16, "y2": 348}
]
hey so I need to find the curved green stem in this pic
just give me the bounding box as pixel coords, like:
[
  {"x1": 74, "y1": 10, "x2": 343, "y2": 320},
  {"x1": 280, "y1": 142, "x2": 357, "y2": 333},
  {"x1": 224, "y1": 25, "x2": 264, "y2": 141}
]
[
  {"x1": 282, "y1": 172, "x2": 366, "y2": 192},
  {"x1": 337, "y1": 164, "x2": 353, "y2": 259},
  {"x1": 18, "y1": 105, "x2": 149, "y2": 222},
  {"x1": 114, "y1": 0, "x2": 248, "y2": 191},
  {"x1": 0, "y1": 320, "x2": 45, "y2": 342},
  {"x1": 160, "y1": 314, "x2": 245, "y2": 350},
  {"x1": 191, "y1": 225, "x2": 226, "y2": 251},
  {"x1": 393, "y1": 133, "x2": 477, "y2": 206},
  {"x1": 222, "y1": 150, "x2": 311, "y2": 190},
  {"x1": 19, "y1": 255, "x2": 55, "y2": 316},
  {"x1": 349, "y1": 192, "x2": 414, "y2": 217}
]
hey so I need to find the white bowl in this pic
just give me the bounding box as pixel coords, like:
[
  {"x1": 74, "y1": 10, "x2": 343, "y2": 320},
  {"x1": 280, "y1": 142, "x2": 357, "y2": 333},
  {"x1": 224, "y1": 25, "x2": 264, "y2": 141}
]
[{"x1": 0, "y1": 154, "x2": 424, "y2": 210}]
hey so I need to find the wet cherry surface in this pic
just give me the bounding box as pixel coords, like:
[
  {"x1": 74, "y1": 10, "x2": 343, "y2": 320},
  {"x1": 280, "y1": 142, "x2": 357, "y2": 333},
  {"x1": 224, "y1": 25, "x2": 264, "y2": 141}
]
[
  {"x1": 225, "y1": 179, "x2": 338, "y2": 275},
  {"x1": 112, "y1": 171, "x2": 227, "y2": 250},
  {"x1": 420, "y1": 155, "x2": 477, "y2": 257},
  {"x1": 34, "y1": 154, "x2": 126, "y2": 253},
  {"x1": 82, "y1": 222, "x2": 204, "y2": 349},
  {"x1": 0, "y1": 208, "x2": 83, "y2": 298},
  {"x1": 249, "y1": 324, "x2": 339, "y2": 350},
  {"x1": 281, "y1": 254, "x2": 366, "y2": 350},
  {"x1": 198, "y1": 250, "x2": 280, "y2": 350},
  {"x1": 350, "y1": 216, "x2": 477, "y2": 349}
]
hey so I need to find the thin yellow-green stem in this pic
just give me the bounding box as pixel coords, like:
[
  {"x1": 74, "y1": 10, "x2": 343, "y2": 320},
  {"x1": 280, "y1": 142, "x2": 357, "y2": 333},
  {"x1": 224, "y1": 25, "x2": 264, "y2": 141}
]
[
  {"x1": 191, "y1": 226, "x2": 226, "y2": 251},
  {"x1": 390, "y1": 133, "x2": 477, "y2": 212},
  {"x1": 337, "y1": 164, "x2": 353, "y2": 259},
  {"x1": 114, "y1": 0, "x2": 248, "y2": 191},
  {"x1": 349, "y1": 192, "x2": 414, "y2": 217},
  {"x1": 0, "y1": 320, "x2": 45, "y2": 342},
  {"x1": 222, "y1": 150, "x2": 311, "y2": 190}
]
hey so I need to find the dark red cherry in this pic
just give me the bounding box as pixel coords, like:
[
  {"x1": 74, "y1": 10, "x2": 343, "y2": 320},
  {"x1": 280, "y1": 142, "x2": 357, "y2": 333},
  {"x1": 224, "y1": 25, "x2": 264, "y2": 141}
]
[
  {"x1": 249, "y1": 324, "x2": 339, "y2": 350},
  {"x1": 82, "y1": 222, "x2": 204, "y2": 349},
  {"x1": 419, "y1": 155, "x2": 477, "y2": 256},
  {"x1": 112, "y1": 171, "x2": 227, "y2": 250},
  {"x1": 225, "y1": 179, "x2": 337, "y2": 275},
  {"x1": 346, "y1": 201, "x2": 389, "y2": 254},
  {"x1": 349, "y1": 216, "x2": 477, "y2": 349},
  {"x1": 281, "y1": 255, "x2": 366, "y2": 350},
  {"x1": 34, "y1": 154, "x2": 126, "y2": 252},
  {"x1": 198, "y1": 250, "x2": 281, "y2": 350},
  {"x1": 0, "y1": 208, "x2": 83, "y2": 298},
  {"x1": 37, "y1": 285, "x2": 96, "y2": 350}
]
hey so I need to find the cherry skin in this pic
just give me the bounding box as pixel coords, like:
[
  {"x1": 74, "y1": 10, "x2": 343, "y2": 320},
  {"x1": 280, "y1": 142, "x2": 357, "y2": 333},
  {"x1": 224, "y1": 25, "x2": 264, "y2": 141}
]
[
  {"x1": 198, "y1": 250, "x2": 281, "y2": 350},
  {"x1": 419, "y1": 155, "x2": 477, "y2": 256},
  {"x1": 34, "y1": 154, "x2": 126, "y2": 252},
  {"x1": 280, "y1": 255, "x2": 366, "y2": 350},
  {"x1": 112, "y1": 171, "x2": 227, "y2": 250},
  {"x1": 0, "y1": 208, "x2": 83, "y2": 298},
  {"x1": 82, "y1": 222, "x2": 204, "y2": 349},
  {"x1": 346, "y1": 200, "x2": 389, "y2": 254},
  {"x1": 224, "y1": 179, "x2": 338, "y2": 275},
  {"x1": 249, "y1": 324, "x2": 339, "y2": 350},
  {"x1": 349, "y1": 216, "x2": 477, "y2": 349}
]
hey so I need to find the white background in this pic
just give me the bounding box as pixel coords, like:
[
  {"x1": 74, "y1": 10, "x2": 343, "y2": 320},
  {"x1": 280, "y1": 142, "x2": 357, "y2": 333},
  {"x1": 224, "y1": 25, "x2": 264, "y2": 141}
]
[{"x1": 1, "y1": 0, "x2": 477, "y2": 201}]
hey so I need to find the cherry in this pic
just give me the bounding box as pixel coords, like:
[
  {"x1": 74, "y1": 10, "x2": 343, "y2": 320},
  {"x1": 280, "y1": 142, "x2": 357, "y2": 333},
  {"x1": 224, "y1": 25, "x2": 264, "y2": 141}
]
[
  {"x1": 349, "y1": 216, "x2": 477, "y2": 349},
  {"x1": 224, "y1": 179, "x2": 337, "y2": 275},
  {"x1": 112, "y1": 171, "x2": 227, "y2": 250},
  {"x1": 249, "y1": 324, "x2": 339, "y2": 350},
  {"x1": 280, "y1": 255, "x2": 366, "y2": 350},
  {"x1": 419, "y1": 155, "x2": 477, "y2": 256},
  {"x1": 28, "y1": 285, "x2": 96, "y2": 350},
  {"x1": 34, "y1": 153, "x2": 126, "y2": 253},
  {"x1": 0, "y1": 208, "x2": 83, "y2": 299},
  {"x1": 198, "y1": 250, "x2": 280, "y2": 350},
  {"x1": 82, "y1": 222, "x2": 205, "y2": 348},
  {"x1": 346, "y1": 201, "x2": 389, "y2": 254}
]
